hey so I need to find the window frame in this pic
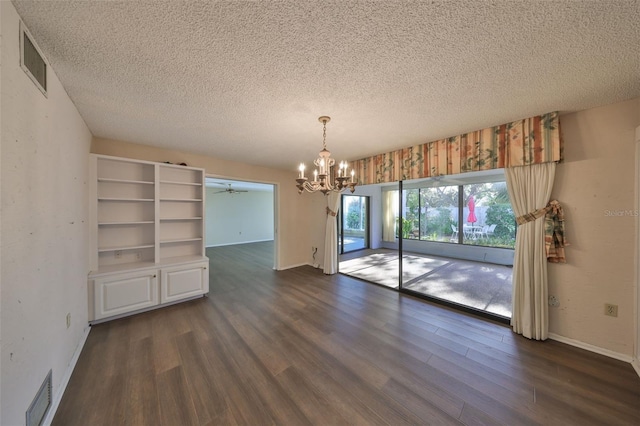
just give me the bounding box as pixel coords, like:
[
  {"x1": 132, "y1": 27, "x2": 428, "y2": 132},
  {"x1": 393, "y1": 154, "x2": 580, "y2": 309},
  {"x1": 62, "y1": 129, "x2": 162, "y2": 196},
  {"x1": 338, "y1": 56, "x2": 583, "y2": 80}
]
[{"x1": 392, "y1": 171, "x2": 516, "y2": 250}]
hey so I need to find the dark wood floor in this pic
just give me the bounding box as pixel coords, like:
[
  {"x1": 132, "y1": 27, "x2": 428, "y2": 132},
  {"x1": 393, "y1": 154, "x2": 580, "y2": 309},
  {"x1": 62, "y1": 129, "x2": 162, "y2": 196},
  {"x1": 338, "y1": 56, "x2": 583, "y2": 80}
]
[{"x1": 54, "y1": 241, "x2": 640, "y2": 425}]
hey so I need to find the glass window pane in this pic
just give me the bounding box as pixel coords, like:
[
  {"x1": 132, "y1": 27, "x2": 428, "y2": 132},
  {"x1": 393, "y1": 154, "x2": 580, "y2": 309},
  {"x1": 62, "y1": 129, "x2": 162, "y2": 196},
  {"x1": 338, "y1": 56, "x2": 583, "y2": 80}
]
[
  {"x1": 341, "y1": 195, "x2": 368, "y2": 253},
  {"x1": 402, "y1": 189, "x2": 420, "y2": 240},
  {"x1": 463, "y1": 182, "x2": 515, "y2": 248},
  {"x1": 420, "y1": 186, "x2": 459, "y2": 243}
]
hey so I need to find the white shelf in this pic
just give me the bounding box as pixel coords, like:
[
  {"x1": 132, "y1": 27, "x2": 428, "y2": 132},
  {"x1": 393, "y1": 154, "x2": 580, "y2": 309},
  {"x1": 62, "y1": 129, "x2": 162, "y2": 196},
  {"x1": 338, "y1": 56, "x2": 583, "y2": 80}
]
[
  {"x1": 160, "y1": 180, "x2": 202, "y2": 186},
  {"x1": 99, "y1": 221, "x2": 155, "y2": 226},
  {"x1": 90, "y1": 261, "x2": 158, "y2": 276},
  {"x1": 90, "y1": 153, "x2": 206, "y2": 272},
  {"x1": 98, "y1": 198, "x2": 154, "y2": 202},
  {"x1": 98, "y1": 243, "x2": 155, "y2": 252},
  {"x1": 160, "y1": 237, "x2": 202, "y2": 244},
  {"x1": 159, "y1": 255, "x2": 208, "y2": 265},
  {"x1": 90, "y1": 256, "x2": 207, "y2": 277},
  {"x1": 98, "y1": 178, "x2": 154, "y2": 185}
]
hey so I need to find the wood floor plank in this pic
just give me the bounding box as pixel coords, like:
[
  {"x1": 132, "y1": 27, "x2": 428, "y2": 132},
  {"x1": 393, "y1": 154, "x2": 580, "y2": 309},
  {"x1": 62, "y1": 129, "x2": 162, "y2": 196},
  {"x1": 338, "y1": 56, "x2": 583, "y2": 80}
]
[
  {"x1": 223, "y1": 304, "x2": 293, "y2": 376},
  {"x1": 149, "y1": 310, "x2": 182, "y2": 374},
  {"x1": 156, "y1": 366, "x2": 200, "y2": 425},
  {"x1": 122, "y1": 336, "x2": 161, "y2": 425},
  {"x1": 381, "y1": 377, "x2": 465, "y2": 425},
  {"x1": 275, "y1": 365, "x2": 364, "y2": 425},
  {"x1": 327, "y1": 323, "x2": 465, "y2": 419},
  {"x1": 52, "y1": 242, "x2": 640, "y2": 425},
  {"x1": 459, "y1": 402, "x2": 506, "y2": 426},
  {"x1": 175, "y1": 331, "x2": 227, "y2": 425},
  {"x1": 207, "y1": 301, "x2": 312, "y2": 425},
  {"x1": 197, "y1": 332, "x2": 271, "y2": 425},
  {"x1": 428, "y1": 353, "x2": 569, "y2": 425},
  {"x1": 272, "y1": 322, "x2": 410, "y2": 425}
]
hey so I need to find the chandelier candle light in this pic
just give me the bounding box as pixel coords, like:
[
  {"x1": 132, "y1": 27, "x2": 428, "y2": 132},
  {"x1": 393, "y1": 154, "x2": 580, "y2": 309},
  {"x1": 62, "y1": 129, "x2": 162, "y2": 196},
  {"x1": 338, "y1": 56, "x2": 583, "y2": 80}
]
[{"x1": 296, "y1": 116, "x2": 357, "y2": 195}]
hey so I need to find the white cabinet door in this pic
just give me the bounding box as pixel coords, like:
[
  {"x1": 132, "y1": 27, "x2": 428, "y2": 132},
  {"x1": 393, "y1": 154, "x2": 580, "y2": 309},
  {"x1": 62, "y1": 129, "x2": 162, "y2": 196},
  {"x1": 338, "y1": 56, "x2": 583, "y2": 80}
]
[
  {"x1": 161, "y1": 262, "x2": 208, "y2": 304},
  {"x1": 94, "y1": 270, "x2": 159, "y2": 320}
]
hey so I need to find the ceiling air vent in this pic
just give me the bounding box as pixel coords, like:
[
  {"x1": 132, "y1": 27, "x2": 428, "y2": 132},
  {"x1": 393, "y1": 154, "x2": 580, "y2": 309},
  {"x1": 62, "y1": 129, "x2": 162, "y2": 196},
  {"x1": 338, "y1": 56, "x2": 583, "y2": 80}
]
[
  {"x1": 26, "y1": 369, "x2": 52, "y2": 426},
  {"x1": 20, "y1": 21, "x2": 47, "y2": 97}
]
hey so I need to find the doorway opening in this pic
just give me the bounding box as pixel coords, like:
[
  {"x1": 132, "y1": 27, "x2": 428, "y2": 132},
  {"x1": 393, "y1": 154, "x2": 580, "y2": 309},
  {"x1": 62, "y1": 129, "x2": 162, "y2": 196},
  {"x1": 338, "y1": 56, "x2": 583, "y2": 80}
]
[{"x1": 205, "y1": 177, "x2": 277, "y2": 269}]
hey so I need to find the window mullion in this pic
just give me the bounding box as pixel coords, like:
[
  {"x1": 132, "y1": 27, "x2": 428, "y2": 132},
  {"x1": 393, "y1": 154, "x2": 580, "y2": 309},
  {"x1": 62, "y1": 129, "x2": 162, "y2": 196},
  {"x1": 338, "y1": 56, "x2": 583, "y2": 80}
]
[{"x1": 458, "y1": 185, "x2": 464, "y2": 244}]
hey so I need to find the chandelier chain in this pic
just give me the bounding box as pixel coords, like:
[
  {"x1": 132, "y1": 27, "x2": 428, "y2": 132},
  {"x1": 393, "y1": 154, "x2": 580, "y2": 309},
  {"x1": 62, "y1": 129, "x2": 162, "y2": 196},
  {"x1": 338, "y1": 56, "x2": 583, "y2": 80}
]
[{"x1": 322, "y1": 120, "x2": 327, "y2": 150}]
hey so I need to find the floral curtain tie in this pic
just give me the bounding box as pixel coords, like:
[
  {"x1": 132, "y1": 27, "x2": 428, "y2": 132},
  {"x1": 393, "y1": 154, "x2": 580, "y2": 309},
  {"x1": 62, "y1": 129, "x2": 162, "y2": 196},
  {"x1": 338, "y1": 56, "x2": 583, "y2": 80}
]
[
  {"x1": 326, "y1": 207, "x2": 337, "y2": 217},
  {"x1": 516, "y1": 200, "x2": 568, "y2": 263}
]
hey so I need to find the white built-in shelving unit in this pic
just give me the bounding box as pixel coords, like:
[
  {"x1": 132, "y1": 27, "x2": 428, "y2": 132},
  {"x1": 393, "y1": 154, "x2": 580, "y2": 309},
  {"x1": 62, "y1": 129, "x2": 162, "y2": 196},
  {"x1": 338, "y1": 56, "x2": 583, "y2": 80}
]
[{"x1": 88, "y1": 154, "x2": 208, "y2": 322}]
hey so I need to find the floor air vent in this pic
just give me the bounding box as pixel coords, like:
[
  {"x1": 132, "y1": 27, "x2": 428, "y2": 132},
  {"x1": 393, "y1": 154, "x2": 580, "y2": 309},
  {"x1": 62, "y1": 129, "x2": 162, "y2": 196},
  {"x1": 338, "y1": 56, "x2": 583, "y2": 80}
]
[{"x1": 26, "y1": 369, "x2": 52, "y2": 426}]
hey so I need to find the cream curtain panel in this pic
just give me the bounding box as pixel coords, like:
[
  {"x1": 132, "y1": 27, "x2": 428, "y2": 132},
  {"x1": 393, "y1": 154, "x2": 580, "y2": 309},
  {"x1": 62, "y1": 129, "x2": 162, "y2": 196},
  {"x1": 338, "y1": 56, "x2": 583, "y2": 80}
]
[
  {"x1": 323, "y1": 191, "x2": 341, "y2": 274},
  {"x1": 506, "y1": 162, "x2": 556, "y2": 340},
  {"x1": 382, "y1": 190, "x2": 398, "y2": 242}
]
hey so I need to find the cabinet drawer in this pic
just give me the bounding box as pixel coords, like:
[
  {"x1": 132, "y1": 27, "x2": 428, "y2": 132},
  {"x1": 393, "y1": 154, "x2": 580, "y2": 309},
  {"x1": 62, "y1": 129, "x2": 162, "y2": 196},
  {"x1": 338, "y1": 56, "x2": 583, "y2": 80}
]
[
  {"x1": 94, "y1": 271, "x2": 158, "y2": 320},
  {"x1": 161, "y1": 263, "x2": 208, "y2": 303}
]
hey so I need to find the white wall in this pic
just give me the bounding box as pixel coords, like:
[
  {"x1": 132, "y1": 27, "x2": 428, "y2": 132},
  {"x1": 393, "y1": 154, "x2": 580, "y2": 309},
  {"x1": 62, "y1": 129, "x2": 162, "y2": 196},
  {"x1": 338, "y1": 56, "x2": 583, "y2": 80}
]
[
  {"x1": 1, "y1": 3, "x2": 92, "y2": 425},
  {"x1": 0, "y1": 3, "x2": 4, "y2": 420},
  {"x1": 550, "y1": 97, "x2": 640, "y2": 357},
  {"x1": 205, "y1": 187, "x2": 274, "y2": 246}
]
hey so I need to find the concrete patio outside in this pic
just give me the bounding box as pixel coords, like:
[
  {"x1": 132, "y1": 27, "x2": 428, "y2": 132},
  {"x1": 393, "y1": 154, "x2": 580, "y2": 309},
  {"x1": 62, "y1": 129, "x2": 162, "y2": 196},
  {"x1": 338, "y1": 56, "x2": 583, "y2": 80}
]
[{"x1": 339, "y1": 247, "x2": 512, "y2": 318}]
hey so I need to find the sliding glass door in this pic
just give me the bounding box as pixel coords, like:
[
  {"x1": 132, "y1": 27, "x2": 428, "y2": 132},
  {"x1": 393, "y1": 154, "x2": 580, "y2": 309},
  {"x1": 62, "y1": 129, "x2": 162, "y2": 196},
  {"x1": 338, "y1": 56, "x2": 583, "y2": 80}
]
[
  {"x1": 337, "y1": 173, "x2": 514, "y2": 321},
  {"x1": 339, "y1": 195, "x2": 369, "y2": 254}
]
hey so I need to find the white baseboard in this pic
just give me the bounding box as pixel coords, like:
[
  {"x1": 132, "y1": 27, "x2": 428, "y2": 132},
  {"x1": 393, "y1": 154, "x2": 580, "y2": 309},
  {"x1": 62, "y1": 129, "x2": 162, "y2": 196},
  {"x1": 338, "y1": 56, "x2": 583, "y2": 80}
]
[
  {"x1": 206, "y1": 239, "x2": 273, "y2": 248},
  {"x1": 43, "y1": 325, "x2": 91, "y2": 426},
  {"x1": 278, "y1": 262, "x2": 312, "y2": 270},
  {"x1": 548, "y1": 332, "x2": 633, "y2": 363}
]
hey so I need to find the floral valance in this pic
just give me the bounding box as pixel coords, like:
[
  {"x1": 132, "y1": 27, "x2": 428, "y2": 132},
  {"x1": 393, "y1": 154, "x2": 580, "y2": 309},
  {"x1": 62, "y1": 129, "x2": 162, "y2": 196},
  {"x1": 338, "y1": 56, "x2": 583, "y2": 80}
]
[{"x1": 351, "y1": 111, "x2": 562, "y2": 185}]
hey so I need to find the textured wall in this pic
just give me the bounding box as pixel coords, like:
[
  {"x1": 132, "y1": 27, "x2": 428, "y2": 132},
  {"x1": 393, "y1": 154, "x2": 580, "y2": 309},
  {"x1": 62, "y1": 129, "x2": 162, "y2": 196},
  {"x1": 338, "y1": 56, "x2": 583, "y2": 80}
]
[
  {"x1": 1, "y1": 3, "x2": 92, "y2": 424},
  {"x1": 549, "y1": 97, "x2": 640, "y2": 356}
]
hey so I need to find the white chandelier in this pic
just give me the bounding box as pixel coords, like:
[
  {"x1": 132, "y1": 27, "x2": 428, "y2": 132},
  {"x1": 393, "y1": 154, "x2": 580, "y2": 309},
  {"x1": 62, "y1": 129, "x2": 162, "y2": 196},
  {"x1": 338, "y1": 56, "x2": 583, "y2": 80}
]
[{"x1": 295, "y1": 116, "x2": 357, "y2": 195}]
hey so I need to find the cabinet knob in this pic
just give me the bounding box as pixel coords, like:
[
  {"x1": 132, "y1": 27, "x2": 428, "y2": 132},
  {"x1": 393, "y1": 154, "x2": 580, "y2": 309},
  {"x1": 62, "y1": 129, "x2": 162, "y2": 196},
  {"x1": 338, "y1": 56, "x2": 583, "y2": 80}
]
[
  {"x1": 204, "y1": 267, "x2": 207, "y2": 270},
  {"x1": 153, "y1": 274, "x2": 156, "y2": 278}
]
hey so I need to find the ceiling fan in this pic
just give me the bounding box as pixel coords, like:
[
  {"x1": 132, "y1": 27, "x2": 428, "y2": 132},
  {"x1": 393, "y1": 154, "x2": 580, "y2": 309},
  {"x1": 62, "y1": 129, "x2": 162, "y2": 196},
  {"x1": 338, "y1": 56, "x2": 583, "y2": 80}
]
[{"x1": 212, "y1": 183, "x2": 249, "y2": 195}]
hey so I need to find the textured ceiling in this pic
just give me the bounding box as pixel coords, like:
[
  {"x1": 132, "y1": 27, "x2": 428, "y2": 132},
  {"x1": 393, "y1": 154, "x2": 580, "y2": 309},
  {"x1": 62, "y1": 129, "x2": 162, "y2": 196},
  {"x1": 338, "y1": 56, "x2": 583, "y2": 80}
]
[{"x1": 12, "y1": 0, "x2": 640, "y2": 172}]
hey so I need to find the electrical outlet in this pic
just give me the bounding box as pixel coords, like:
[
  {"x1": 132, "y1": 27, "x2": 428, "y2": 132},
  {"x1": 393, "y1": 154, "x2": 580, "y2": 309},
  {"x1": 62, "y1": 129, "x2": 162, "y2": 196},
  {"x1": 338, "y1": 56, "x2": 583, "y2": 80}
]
[
  {"x1": 604, "y1": 303, "x2": 618, "y2": 317},
  {"x1": 548, "y1": 295, "x2": 560, "y2": 307},
  {"x1": 115, "y1": 250, "x2": 122, "y2": 259},
  {"x1": 66, "y1": 313, "x2": 71, "y2": 328}
]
